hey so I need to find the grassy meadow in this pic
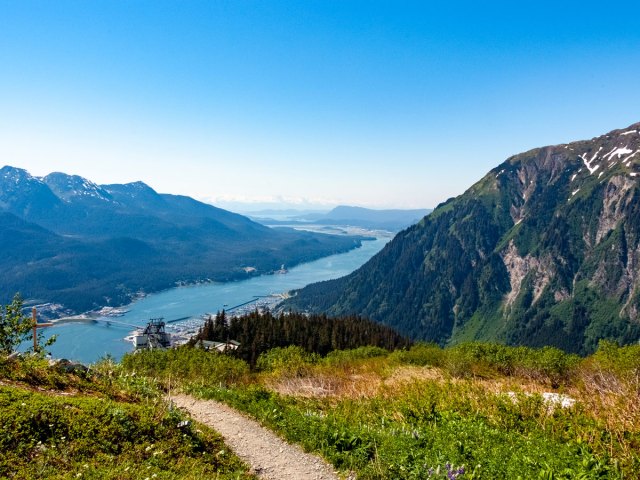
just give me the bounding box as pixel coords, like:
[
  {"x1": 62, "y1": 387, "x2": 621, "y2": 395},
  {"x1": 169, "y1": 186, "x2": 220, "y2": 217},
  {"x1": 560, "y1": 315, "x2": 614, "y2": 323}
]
[{"x1": 122, "y1": 341, "x2": 640, "y2": 479}]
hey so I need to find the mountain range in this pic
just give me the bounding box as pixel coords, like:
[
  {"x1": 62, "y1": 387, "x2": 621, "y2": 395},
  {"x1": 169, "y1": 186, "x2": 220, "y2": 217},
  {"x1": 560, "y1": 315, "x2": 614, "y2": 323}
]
[
  {"x1": 252, "y1": 205, "x2": 432, "y2": 231},
  {"x1": 283, "y1": 122, "x2": 640, "y2": 353},
  {"x1": 0, "y1": 167, "x2": 362, "y2": 314}
]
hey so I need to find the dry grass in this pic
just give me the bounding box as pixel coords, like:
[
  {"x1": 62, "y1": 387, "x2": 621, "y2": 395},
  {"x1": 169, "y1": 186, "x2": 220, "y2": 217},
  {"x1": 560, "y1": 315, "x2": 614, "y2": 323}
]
[
  {"x1": 266, "y1": 362, "x2": 580, "y2": 403},
  {"x1": 264, "y1": 358, "x2": 639, "y2": 452},
  {"x1": 576, "y1": 367, "x2": 640, "y2": 458},
  {"x1": 265, "y1": 359, "x2": 389, "y2": 398},
  {"x1": 384, "y1": 364, "x2": 444, "y2": 387},
  {"x1": 268, "y1": 372, "x2": 383, "y2": 398}
]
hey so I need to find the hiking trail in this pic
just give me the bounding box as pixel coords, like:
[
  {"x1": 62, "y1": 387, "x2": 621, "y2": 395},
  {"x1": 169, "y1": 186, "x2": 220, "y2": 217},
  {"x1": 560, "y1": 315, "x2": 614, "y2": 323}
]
[{"x1": 169, "y1": 394, "x2": 341, "y2": 480}]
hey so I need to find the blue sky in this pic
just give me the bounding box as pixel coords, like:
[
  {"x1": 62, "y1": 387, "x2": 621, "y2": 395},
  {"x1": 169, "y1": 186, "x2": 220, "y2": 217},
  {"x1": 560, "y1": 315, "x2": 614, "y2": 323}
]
[{"x1": 1, "y1": 1, "x2": 639, "y2": 210}]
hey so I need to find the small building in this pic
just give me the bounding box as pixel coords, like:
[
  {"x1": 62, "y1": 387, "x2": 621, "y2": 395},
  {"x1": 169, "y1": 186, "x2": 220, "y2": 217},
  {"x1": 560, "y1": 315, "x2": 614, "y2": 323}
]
[
  {"x1": 194, "y1": 339, "x2": 240, "y2": 352},
  {"x1": 134, "y1": 318, "x2": 172, "y2": 349}
]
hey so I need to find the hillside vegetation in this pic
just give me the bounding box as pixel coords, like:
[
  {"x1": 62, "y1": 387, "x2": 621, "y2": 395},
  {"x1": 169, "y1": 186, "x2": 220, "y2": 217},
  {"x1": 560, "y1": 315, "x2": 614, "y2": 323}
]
[
  {"x1": 2, "y1": 297, "x2": 636, "y2": 479},
  {"x1": 0, "y1": 355, "x2": 254, "y2": 479},
  {"x1": 123, "y1": 341, "x2": 640, "y2": 479},
  {"x1": 2, "y1": 310, "x2": 638, "y2": 480}
]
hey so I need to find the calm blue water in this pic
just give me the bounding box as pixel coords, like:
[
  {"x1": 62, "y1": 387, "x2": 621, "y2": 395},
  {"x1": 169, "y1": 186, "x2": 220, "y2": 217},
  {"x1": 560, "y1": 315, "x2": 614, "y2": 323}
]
[{"x1": 43, "y1": 236, "x2": 390, "y2": 364}]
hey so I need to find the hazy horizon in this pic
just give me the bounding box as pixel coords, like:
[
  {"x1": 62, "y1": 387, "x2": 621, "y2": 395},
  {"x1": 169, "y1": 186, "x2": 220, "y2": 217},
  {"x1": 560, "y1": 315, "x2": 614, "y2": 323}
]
[{"x1": 2, "y1": 1, "x2": 639, "y2": 209}]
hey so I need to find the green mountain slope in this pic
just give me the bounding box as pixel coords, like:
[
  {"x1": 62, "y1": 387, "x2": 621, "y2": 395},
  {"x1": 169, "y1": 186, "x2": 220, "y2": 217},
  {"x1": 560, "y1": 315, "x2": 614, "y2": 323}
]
[
  {"x1": 284, "y1": 122, "x2": 640, "y2": 353},
  {"x1": 0, "y1": 167, "x2": 362, "y2": 314}
]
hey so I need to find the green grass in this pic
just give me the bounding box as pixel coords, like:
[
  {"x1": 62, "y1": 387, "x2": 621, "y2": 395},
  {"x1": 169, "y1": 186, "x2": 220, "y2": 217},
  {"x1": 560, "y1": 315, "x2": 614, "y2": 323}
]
[
  {"x1": 152, "y1": 342, "x2": 639, "y2": 479},
  {"x1": 192, "y1": 382, "x2": 625, "y2": 479},
  {"x1": 121, "y1": 346, "x2": 251, "y2": 389},
  {"x1": 0, "y1": 355, "x2": 254, "y2": 480},
  {"x1": 4, "y1": 341, "x2": 638, "y2": 479}
]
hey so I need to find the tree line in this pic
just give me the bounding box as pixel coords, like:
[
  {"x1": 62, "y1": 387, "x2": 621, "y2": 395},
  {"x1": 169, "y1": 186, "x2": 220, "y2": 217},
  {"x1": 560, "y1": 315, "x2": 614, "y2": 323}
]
[{"x1": 193, "y1": 309, "x2": 412, "y2": 366}]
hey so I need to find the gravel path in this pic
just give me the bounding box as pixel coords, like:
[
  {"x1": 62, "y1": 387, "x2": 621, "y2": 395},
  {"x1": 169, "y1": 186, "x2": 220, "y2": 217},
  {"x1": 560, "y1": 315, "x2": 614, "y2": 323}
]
[{"x1": 170, "y1": 394, "x2": 340, "y2": 480}]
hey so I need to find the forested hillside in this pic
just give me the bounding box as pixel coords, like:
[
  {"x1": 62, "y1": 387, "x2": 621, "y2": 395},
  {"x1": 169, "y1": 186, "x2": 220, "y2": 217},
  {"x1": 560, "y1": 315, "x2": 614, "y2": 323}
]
[
  {"x1": 284, "y1": 122, "x2": 640, "y2": 353},
  {"x1": 0, "y1": 167, "x2": 362, "y2": 314}
]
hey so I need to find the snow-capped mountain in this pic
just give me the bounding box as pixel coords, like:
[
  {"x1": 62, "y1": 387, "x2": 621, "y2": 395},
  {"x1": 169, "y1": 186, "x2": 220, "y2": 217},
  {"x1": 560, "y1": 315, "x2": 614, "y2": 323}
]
[{"x1": 43, "y1": 172, "x2": 115, "y2": 203}]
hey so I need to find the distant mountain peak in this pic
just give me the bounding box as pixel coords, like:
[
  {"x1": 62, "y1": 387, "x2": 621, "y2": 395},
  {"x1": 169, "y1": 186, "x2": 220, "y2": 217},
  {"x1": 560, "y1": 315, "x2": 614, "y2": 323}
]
[
  {"x1": 1, "y1": 165, "x2": 43, "y2": 185},
  {"x1": 43, "y1": 172, "x2": 114, "y2": 203},
  {"x1": 127, "y1": 180, "x2": 155, "y2": 190},
  {"x1": 0, "y1": 166, "x2": 59, "y2": 213},
  {"x1": 103, "y1": 180, "x2": 158, "y2": 198}
]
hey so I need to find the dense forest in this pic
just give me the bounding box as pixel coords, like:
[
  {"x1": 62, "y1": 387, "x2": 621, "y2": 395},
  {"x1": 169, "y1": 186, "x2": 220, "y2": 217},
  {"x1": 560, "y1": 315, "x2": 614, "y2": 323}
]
[{"x1": 193, "y1": 310, "x2": 411, "y2": 366}]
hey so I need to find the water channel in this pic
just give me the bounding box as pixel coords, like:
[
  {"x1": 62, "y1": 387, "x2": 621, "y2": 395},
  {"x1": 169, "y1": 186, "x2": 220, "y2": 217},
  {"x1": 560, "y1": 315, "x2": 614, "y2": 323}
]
[{"x1": 43, "y1": 234, "x2": 391, "y2": 363}]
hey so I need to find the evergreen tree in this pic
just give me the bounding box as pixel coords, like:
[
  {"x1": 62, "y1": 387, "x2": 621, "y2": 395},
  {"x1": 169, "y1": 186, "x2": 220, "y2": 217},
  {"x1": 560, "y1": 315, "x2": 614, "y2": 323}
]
[{"x1": 194, "y1": 310, "x2": 411, "y2": 367}]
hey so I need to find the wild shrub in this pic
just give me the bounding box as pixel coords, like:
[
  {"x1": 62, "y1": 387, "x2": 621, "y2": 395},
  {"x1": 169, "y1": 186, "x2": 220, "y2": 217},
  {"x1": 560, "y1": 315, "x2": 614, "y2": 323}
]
[
  {"x1": 324, "y1": 346, "x2": 389, "y2": 366},
  {"x1": 0, "y1": 294, "x2": 32, "y2": 355},
  {"x1": 437, "y1": 343, "x2": 580, "y2": 386},
  {"x1": 0, "y1": 354, "x2": 153, "y2": 402},
  {"x1": 121, "y1": 345, "x2": 250, "y2": 388},
  {"x1": 585, "y1": 340, "x2": 640, "y2": 382},
  {"x1": 256, "y1": 345, "x2": 319, "y2": 376},
  {"x1": 388, "y1": 342, "x2": 445, "y2": 367},
  {"x1": 517, "y1": 345, "x2": 581, "y2": 387},
  {"x1": 0, "y1": 385, "x2": 252, "y2": 479}
]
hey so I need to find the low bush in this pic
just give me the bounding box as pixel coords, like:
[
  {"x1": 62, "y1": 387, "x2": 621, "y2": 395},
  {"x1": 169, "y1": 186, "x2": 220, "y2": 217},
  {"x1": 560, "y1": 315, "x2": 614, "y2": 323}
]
[
  {"x1": 324, "y1": 346, "x2": 390, "y2": 366},
  {"x1": 585, "y1": 340, "x2": 640, "y2": 380},
  {"x1": 256, "y1": 345, "x2": 320, "y2": 376},
  {"x1": 0, "y1": 385, "x2": 253, "y2": 479},
  {"x1": 388, "y1": 343, "x2": 445, "y2": 367},
  {"x1": 400, "y1": 342, "x2": 582, "y2": 386},
  {"x1": 121, "y1": 345, "x2": 250, "y2": 388}
]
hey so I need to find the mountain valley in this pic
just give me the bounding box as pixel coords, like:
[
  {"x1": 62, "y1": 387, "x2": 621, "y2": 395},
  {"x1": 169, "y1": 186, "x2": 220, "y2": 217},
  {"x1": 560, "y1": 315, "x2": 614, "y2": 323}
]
[{"x1": 0, "y1": 167, "x2": 363, "y2": 314}]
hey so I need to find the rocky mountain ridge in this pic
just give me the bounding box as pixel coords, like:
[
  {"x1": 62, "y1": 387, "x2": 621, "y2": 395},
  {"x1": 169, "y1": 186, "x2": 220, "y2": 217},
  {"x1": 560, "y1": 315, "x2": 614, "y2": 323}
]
[{"x1": 284, "y1": 122, "x2": 640, "y2": 353}]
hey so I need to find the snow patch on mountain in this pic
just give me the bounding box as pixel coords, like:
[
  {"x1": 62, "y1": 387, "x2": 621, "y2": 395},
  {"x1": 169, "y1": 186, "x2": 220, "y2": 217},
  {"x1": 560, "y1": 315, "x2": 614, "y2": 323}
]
[
  {"x1": 43, "y1": 173, "x2": 114, "y2": 203},
  {"x1": 621, "y1": 151, "x2": 639, "y2": 164},
  {"x1": 604, "y1": 146, "x2": 633, "y2": 162},
  {"x1": 1, "y1": 166, "x2": 43, "y2": 185},
  {"x1": 579, "y1": 153, "x2": 600, "y2": 175}
]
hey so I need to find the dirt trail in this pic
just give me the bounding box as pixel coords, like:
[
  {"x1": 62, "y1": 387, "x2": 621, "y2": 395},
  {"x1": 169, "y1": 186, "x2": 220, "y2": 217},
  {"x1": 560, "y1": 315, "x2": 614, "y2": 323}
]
[{"x1": 169, "y1": 394, "x2": 340, "y2": 480}]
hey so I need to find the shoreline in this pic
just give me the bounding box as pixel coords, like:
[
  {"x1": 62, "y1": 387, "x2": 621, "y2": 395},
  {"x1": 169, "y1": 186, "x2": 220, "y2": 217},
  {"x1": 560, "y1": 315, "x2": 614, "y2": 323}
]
[
  {"x1": 45, "y1": 233, "x2": 380, "y2": 324},
  {"x1": 124, "y1": 292, "x2": 291, "y2": 350},
  {"x1": 38, "y1": 233, "x2": 390, "y2": 364}
]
